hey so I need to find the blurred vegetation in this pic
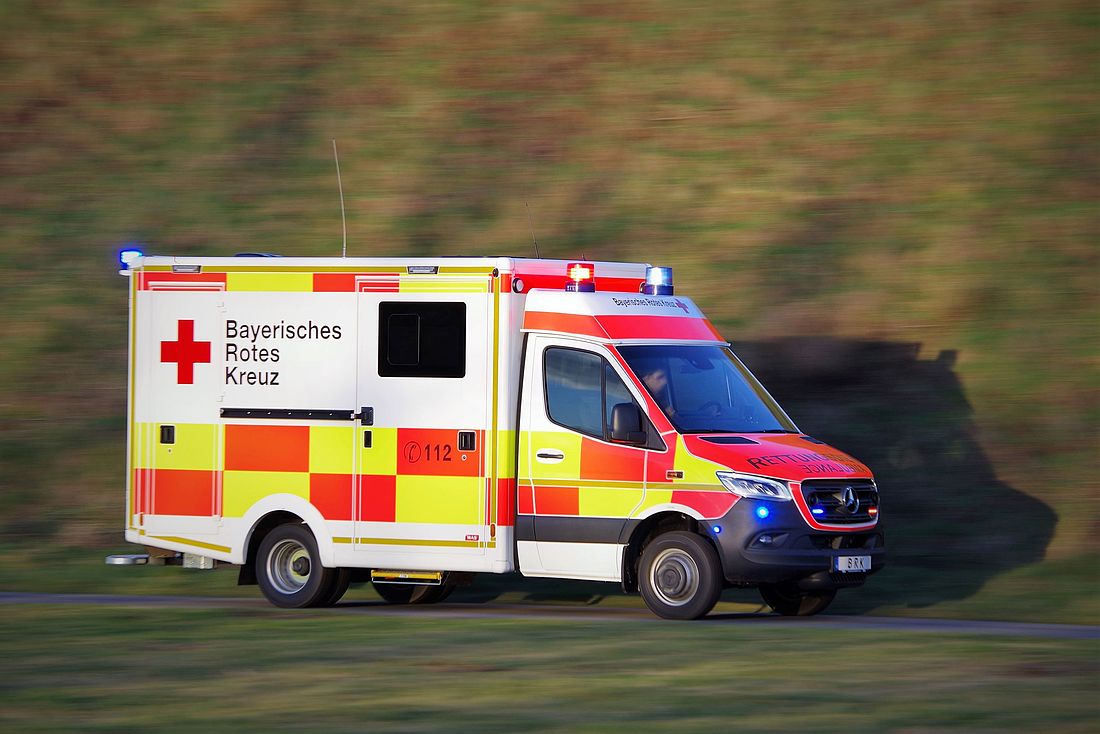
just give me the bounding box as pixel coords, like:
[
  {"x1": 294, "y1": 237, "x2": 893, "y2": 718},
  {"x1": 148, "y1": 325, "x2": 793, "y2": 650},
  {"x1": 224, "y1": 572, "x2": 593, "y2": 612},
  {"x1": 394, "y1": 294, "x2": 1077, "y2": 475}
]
[
  {"x1": 0, "y1": 2, "x2": 1096, "y2": 620},
  {"x1": 1, "y1": 604, "x2": 1098, "y2": 732}
]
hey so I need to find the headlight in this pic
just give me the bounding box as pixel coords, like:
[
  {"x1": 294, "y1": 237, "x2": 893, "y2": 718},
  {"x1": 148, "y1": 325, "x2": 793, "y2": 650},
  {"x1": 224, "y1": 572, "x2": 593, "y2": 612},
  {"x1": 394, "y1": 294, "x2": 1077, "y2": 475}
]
[{"x1": 716, "y1": 471, "x2": 792, "y2": 501}]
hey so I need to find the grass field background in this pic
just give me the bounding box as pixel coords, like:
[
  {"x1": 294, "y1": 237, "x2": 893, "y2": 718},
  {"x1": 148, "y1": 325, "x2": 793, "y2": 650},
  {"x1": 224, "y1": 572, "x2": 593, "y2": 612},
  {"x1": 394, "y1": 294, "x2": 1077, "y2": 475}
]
[
  {"x1": 1, "y1": 604, "x2": 1097, "y2": 733},
  {"x1": 0, "y1": 1, "x2": 1096, "y2": 624}
]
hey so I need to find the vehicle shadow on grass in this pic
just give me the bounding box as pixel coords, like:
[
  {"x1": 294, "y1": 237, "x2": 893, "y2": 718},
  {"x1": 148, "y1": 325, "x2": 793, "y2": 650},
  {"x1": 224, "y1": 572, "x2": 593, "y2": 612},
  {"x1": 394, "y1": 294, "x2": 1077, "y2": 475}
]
[
  {"x1": 735, "y1": 338, "x2": 1057, "y2": 614},
  {"x1": 440, "y1": 338, "x2": 1055, "y2": 616}
]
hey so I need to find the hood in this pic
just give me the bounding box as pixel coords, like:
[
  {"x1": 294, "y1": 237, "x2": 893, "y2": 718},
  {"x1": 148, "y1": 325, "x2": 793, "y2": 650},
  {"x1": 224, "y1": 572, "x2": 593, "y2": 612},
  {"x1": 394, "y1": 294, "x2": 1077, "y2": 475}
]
[{"x1": 681, "y1": 433, "x2": 872, "y2": 482}]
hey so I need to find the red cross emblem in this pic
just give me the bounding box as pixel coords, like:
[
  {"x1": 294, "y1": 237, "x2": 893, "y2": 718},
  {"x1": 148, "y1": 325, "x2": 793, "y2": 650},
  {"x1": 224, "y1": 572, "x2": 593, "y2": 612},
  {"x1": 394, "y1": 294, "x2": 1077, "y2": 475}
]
[{"x1": 160, "y1": 319, "x2": 211, "y2": 384}]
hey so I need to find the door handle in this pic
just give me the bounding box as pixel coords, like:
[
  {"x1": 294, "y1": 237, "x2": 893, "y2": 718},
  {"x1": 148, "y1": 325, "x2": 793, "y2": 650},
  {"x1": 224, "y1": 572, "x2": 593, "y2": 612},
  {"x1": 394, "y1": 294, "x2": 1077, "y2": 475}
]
[{"x1": 535, "y1": 449, "x2": 565, "y2": 463}]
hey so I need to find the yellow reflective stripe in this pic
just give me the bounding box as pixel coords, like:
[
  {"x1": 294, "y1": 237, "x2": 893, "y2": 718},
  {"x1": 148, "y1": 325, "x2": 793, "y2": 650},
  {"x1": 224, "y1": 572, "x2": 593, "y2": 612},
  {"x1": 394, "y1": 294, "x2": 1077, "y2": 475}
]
[
  {"x1": 225, "y1": 272, "x2": 313, "y2": 292},
  {"x1": 360, "y1": 427, "x2": 397, "y2": 475},
  {"x1": 222, "y1": 471, "x2": 309, "y2": 518},
  {"x1": 579, "y1": 486, "x2": 643, "y2": 517},
  {"x1": 395, "y1": 475, "x2": 481, "y2": 524},
  {"x1": 526, "y1": 431, "x2": 582, "y2": 479},
  {"x1": 335, "y1": 537, "x2": 494, "y2": 549},
  {"x1": 149, "y1": 422, "x2": 219, "y2": 471},
  {"x1": 490, "y1": 274, "x2": 501, "y2": 529},
  {"x1": 535, "y1": 479, "x2": 646, "y2": 490},
  {"x1": 128, "y1": 273, "x2": 139, "y2": 528},
  {"x1": 399, "y1": 280, "x2": 490, "y2": 293},
  {"x1": 673, "y1": 435, "x2": 728, "y2": 484},
  {"x1": 655, "y1": 482, "x2": 723, "y2": 492},
  {"x1": 309, "y1": 425, "x2": 355, "y2": 474},
  {"x1": 633, "y1": 489, "x2": 674, "y2": 515},
  {"x1": 518, "y1": 430, "x2": 532, "y2": 480},
  {"x1": 151, "y1": 536, "x2": 231, "y2": 553}
]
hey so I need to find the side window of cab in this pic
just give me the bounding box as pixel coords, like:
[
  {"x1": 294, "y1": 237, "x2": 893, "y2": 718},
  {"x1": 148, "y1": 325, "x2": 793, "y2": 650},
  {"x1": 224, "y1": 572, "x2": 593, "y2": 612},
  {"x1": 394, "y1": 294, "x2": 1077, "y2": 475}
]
[{"x1": 543, "y1": 347, "x2": 662, "y2": 449}]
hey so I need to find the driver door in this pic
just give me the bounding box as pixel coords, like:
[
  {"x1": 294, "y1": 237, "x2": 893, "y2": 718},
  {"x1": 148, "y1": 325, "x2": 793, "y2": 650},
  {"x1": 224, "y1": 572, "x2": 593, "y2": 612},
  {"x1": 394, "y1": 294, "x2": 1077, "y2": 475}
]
[{"x1": 517, "y1": 335, "x2": 658, "y2": 581}]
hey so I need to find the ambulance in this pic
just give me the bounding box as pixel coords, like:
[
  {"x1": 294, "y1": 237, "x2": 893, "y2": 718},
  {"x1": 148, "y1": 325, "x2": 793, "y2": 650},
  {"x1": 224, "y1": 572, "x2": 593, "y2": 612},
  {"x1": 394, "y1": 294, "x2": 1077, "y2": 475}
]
[{"x1": 113, "y1": 252, "x2": 884, "y2": 619}]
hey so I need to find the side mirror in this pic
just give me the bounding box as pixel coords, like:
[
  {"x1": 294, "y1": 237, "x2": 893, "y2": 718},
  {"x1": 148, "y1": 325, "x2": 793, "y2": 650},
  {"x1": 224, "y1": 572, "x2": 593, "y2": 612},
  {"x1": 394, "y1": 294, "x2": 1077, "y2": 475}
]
[{"x1": 609, "y1": 403, "x2": 647, "y2": 445}]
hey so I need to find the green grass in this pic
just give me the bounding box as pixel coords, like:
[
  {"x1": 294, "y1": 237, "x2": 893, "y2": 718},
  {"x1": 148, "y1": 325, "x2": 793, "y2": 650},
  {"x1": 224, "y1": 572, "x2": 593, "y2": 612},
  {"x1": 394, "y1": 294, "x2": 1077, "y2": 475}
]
[{"x1": 0, "y1": 605, "x2": 1096, "y2": 733}]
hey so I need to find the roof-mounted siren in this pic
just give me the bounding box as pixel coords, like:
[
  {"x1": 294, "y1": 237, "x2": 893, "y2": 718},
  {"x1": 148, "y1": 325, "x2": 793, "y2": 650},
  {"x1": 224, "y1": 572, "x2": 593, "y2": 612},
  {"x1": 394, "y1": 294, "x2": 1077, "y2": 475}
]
[
  {"x1": 643, "y1": 266, "x2": 674, "y2": 295},
  {"x1": 565, "y1": 262, "x2": 596, "y2": 292}
]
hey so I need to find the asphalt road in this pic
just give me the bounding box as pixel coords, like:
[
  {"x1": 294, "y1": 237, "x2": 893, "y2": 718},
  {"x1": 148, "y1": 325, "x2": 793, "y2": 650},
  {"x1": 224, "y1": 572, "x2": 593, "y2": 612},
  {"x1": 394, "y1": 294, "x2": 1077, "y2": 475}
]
[{"x1": 1, "y1": 592, "x2": 1096, "y2": 639}]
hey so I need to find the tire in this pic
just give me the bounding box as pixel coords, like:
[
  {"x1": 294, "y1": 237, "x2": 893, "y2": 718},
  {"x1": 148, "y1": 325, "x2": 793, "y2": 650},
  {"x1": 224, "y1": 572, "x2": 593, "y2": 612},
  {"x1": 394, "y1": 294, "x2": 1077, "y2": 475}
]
[
  {"x1": 318, "y1": 568, "x2": 352, "y2": 607},
  {"x1": 638, "y1": 531, "x2": 723, "y2": 620},
  {"x1": 256, "y1": 524, "x2": 339, "y2": 609},
  {"x1": 373, "y1": 577, "x2": 456, "y2": 605},
  {"x1": 759, "y1": 582, "x2": 836, "y2": 616}
]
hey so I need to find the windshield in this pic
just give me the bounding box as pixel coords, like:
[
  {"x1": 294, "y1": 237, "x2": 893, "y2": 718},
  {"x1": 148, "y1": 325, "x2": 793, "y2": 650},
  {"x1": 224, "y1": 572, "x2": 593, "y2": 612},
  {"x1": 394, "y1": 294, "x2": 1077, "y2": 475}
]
[{"x1": 618, "y1": 344, "x2": 797, "y2": 434}]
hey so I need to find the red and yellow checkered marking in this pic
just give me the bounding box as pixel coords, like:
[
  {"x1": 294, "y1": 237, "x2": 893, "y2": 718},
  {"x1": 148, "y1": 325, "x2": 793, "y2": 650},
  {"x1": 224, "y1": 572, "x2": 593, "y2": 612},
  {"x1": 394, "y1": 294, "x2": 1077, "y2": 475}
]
[
  {"x1": 131, "y1": 422, "x2": 510, "y2": 528},
  {"x1": 518, "y1": 430, "x2": 735, "y2": 521}
]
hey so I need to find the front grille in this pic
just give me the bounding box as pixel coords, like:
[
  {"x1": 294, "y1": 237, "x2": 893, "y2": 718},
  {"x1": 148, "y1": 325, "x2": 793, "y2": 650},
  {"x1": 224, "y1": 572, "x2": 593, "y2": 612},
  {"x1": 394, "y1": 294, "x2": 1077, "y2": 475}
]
[{"x1": 801, "y1": 479, "x2": 878, "y2": 524}]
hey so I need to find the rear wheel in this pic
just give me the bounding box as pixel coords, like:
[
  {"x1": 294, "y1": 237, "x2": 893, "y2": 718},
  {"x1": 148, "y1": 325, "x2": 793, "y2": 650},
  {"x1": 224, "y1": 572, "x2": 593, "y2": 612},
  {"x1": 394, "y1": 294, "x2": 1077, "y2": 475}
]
[
  {"x1": 319, "y1": 568, "x2": 352, "y2": 607},
  {"x1": 638, "y1": 531, "x2": 722, "y2": 620},
  {"x1": 759, "y1": 583, "x2": 836, "y2": 616},
  {"x1": 256, "y1": 524, "x2": 338, "y2": 609}
]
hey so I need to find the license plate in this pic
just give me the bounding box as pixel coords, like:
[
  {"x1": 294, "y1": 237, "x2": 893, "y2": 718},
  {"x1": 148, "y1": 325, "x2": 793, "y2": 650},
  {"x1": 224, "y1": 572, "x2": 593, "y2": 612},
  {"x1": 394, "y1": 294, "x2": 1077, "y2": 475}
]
[{"x1": 835, "y1": 555, "x2": 871, "y2": 573}]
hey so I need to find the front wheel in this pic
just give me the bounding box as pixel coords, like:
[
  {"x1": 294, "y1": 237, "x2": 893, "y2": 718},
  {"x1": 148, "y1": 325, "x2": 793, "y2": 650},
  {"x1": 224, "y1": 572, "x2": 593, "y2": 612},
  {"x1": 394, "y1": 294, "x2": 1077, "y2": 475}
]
[
  {"x1": 256, "y1": 524, "x2": 339, "y2": 608},
  {"x1": 759, "y1": 583, "x2": 836, "y2": 616},
  {"x1": 639, "y1": 531, "x2": 722, "y2": 620}
]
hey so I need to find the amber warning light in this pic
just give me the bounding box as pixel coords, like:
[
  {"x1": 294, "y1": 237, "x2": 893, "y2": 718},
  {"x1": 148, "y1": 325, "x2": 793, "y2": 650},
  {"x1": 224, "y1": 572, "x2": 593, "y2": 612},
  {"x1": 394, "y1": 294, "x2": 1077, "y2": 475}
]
[{"x1": 565, "y1": 262, "x2": 596, "y2": 292}]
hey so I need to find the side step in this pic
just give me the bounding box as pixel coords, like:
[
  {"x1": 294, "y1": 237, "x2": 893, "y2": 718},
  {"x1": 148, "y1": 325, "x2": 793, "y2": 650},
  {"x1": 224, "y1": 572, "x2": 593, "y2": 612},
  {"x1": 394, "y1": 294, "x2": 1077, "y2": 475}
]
[
  {"x1": 371, "y1": 569, "x2": 443, "y2": 585},
  {"x1": 104, "y1": 553, "x2": 216, "y2": 569}
]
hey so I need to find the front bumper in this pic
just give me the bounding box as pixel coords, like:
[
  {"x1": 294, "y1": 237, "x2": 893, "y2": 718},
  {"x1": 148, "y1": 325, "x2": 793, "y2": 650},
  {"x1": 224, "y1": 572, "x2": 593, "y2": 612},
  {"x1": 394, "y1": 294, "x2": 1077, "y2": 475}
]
[{"x1": 707, "y1": 497, "x2": 885, "y2": 590}]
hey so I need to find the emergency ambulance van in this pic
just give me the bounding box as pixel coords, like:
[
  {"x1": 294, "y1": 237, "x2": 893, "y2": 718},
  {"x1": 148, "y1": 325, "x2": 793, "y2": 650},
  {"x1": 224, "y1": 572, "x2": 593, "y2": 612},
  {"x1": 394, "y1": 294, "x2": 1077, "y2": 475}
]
[{"x1": 112, "y1": 253, "x2": 884, "y2": 619}]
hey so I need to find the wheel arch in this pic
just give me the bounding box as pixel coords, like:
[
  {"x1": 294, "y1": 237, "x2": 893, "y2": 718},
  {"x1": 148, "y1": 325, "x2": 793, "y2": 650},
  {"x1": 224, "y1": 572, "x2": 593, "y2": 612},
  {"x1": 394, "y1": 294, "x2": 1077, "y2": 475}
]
[
  {"x1": 236, "y1": 495, "x2": 335, "y2": 585},
  {"x1": 620, "y1": 509, "x2": 722, "y2": 593}
]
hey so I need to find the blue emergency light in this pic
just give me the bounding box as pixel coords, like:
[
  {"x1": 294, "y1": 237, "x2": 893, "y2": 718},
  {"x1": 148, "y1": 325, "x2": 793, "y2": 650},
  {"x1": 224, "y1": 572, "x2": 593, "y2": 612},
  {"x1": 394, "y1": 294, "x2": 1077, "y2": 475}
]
[
  {"x1": 755, "y1": 505, "x2": 770, "y2": 520},
  {"x1": 643, "y1": 266, "x2": 674, "y2": 295},
  {"x1": 118, "y1": 247, "x2": 144, "y2": 269}
]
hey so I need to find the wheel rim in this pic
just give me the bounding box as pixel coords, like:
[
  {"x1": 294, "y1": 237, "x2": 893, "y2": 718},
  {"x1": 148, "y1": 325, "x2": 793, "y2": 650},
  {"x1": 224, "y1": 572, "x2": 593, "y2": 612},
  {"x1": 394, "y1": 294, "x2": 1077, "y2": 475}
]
[
  {"x1": 650, "y1": 548, "x2": 699, "y2": 607},
  {"x1": 267, "y1": 538, "x2": 312, "y2": 595}
]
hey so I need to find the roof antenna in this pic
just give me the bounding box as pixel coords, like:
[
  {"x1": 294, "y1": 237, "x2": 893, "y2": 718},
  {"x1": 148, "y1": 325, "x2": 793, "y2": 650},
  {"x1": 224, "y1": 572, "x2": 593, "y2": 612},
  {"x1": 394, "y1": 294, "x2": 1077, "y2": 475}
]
[
  {"x1": 525, "y1": 201, "x2": 541, "y2": 259},
  {"x1": 332, "y1": 139, "x2": 347, "y2": 258}
]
